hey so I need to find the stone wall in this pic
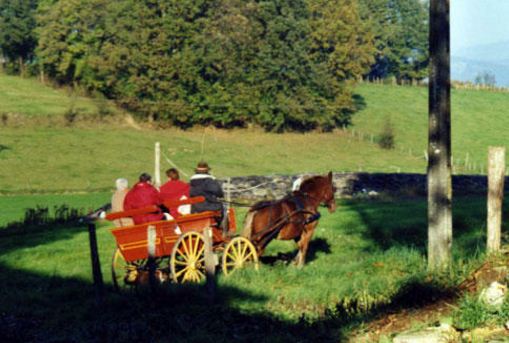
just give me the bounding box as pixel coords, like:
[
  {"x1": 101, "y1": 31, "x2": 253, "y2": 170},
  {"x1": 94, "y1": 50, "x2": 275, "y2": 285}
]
[{"x1": 218, "y1": 173, "x2": 493, "y2": 201}]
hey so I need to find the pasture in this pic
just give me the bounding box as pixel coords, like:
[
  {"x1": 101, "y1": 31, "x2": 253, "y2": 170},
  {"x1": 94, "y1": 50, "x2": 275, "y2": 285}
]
[
  {"x1": 0, "y1": 194, "x2": 501, "y2": 341},
  {"x1": 2, "y1": 75, "x2": 509, "y2": 340},
  {"x1": 2, "y1": 74, "x2": 509, "y2": 195}
]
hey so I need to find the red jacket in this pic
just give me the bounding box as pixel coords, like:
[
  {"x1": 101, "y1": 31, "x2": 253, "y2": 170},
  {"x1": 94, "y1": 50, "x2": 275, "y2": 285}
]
[
  {"x1": 123, "y1": 182, "x2": 164, "y2": 224},
  {"x1": 160, "y1": 179, "x2": 190, "y2": 218}
]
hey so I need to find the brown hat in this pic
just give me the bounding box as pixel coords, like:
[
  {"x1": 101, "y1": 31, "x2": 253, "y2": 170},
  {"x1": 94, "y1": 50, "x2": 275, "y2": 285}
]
[{"x1": 195, "y1": 161, "x2": 210, "y2": 173}]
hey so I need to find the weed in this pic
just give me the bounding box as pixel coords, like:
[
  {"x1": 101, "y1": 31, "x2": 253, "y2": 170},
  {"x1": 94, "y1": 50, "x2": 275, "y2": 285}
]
[
  {"x1": 94, "y1": 93, "x2": 113, "y2": 119},
  {"x1": 64, "y1": 98, "x2": 79, "y2": 126},
  {"x1": 453, "y1": 293, "x2": 509, "y2": 330},
  {"x1": 377, "y1": 117, "x2": 395, "y2": 149}
]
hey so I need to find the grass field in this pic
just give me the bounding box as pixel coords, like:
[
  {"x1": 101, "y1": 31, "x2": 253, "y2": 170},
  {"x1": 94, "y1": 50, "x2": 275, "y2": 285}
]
[
  {"x1": 1, "y1": 74, "x2": 508, "y2": 194},
  {"x1": 353, "y1": 83, "x2": 509, "y2": 172},
  {"x1": 0, "y1": 192, "x2": 111, "y2": 226},
  {"x1": 0, "y1": 194, "x2": 504, "y2": 341},
  {"x1": 0, "y1": 74, "x2": 107, "y2": 117}
]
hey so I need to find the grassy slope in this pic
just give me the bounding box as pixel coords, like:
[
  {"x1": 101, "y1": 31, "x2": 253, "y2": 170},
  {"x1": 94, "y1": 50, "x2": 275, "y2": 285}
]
[
  {"x1": 353, "y1": 83, "x2": 509, "y2": 171},
  {"x1": 2, "y1": 75, "x2": 509, "y2": 193},
  {"x1": 0, "y1": 127, "x2": 424, "y2": 193},
  {"x1": 0, "y1": 74, "x2": 101, "y2": 116},
  {"x1": 0, "y1": 196, "x2": 499, "y2": 341}
]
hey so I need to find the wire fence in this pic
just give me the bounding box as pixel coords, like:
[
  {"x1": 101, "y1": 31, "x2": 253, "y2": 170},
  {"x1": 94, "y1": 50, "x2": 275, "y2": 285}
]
[{"x1": 343, "y1": 126, "x2": 506, "y2": 176}]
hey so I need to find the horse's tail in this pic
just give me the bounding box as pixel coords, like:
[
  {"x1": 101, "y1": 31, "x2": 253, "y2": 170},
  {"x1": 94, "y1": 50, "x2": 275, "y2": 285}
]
[{"x1": 241, "y1": 210, "x2": 256, "y2": 240}]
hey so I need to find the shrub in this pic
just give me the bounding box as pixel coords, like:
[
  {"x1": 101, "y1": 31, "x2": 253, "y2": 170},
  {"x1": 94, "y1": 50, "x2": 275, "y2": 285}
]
[
  {"x1": 64, "y1": 95, "x2": 79, "y2": 126},
  {"x1": 377, "y1": 118, "x2": 395, "y2": 149}
]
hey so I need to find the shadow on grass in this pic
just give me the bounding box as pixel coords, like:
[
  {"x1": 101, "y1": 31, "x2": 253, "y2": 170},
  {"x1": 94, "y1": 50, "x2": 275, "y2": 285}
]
[
  {"x1": 0, "y1": 262, "x2": 354, "y2": 342},
  {"x1": 260, "y1": 238, "x2": 331, "y2": 265},
  {"x1": 0, "y1": 144, "x2": 10, "y2": 153},
  {"x1": 0, "y1": 259, "x2": 460, "y2": 343},
  {"x1": 346, "y1": 196, "x2": 507, "y2": 257},
  {"x1": 0, "y1": 222, "x2": 89, "y2": 255}
]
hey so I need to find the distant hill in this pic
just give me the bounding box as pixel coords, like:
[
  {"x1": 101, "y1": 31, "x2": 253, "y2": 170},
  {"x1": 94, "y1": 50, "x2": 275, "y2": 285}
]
[{"x1": 452, "y1": 40, "x2": 509, "y2": 87}]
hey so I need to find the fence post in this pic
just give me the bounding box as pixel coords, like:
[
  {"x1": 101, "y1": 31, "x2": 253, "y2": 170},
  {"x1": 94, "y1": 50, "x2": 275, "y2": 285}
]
[
  {"x1": 147, "y1": 225, "x2": 157, "y2": 290},
  {"x1": 154, "y1": 142, "x2": 161, "y2": 189},
  {"x1": 87, "y1": 222, "x2": 104, "y2": 304},
  {"x1": 204, "y1": 227, "x2": 216, "y2": 302},
  {"x1": 487, "y1": 147, "x2": 505, "y2": 253}
]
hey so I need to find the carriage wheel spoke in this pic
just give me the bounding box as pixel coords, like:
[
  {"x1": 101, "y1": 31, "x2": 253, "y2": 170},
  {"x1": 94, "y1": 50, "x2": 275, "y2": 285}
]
[
  {"x1": 226, "y1": 251, "x2": 236, "y2": 261},
  {"x1": 175, "y1": 266, "x2": 190, "y2": 279},
  {"x1": 192, "y1": 236, "x2": 199, "y2": 257},
  {"x1": 181, "y1": 239, "x2": 191, "y2": 257},
  {"x1": 196, "y1": 269, "x2": 205, "y2": 280},
  {"x1": 241, "y1": 241, "x2": 248, "y2": 258},
  {"x1": 176, "y1": 248, "x2": 189, "y2": 261},
  {"x1": 242, "y1": 251, "x2": 255, "y2": 263},
  {"x1": 196, "y1": 246, "x2": 204, "y2": 258}
]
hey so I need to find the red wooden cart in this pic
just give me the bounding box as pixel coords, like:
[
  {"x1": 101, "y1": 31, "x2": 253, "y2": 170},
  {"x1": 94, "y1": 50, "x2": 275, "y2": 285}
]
[{"x1": 106, "y1": 197, "x2": 258, "y2": 290}]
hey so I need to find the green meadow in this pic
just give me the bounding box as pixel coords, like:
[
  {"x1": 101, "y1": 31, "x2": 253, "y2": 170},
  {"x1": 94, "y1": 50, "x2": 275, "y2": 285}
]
[
  {"x1": 0, "y1": 196, "x2": 499, "y2": 341},
  {"x1": 0, "y1": 74, "x2": 105, "y2": 117},
  {"x1": 353, "y1": 83, "x2": 509, "y2": 172},
  {"x1": 1, "y1": 75, "x2": 508, "y2": 194},
  {"x1": 1, "y1": 74, "x2": 508, "y2": 340}
]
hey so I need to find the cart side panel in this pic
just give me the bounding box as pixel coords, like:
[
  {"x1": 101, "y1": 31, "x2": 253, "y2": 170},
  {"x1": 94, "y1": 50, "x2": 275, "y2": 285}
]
[{"x1": 112, "y1": 220, "x2": 177, "y2": 262}]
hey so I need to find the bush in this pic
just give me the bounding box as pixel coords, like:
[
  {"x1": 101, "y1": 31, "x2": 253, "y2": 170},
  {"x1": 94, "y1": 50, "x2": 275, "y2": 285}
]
[
  {"x1": 377, "y1": 118, "x2": 395, "y2": 149},
  {"x1": 64, "y1": 94, "x2": 79, "y2": 126}
]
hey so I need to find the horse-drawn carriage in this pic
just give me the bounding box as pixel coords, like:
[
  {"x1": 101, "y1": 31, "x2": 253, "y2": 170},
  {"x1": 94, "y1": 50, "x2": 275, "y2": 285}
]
[
  {"x1": 106, "y1": 172, "x2": 336, "y2": 290},
  {"x1": 106, "y1": 196, "x2": 259, "y2": 290}
]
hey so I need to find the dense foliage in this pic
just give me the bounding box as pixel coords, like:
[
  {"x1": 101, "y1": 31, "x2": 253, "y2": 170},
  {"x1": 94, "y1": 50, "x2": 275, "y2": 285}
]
[
  {"x1": 0, "y1": 0, "x2": 428, "y2": 131},
  {"x1": 0, "y1": 0, "x2": 38, "y2": 74},
  {"x1": 359, "y1": 0, "x2": 429, "y2": 82}
]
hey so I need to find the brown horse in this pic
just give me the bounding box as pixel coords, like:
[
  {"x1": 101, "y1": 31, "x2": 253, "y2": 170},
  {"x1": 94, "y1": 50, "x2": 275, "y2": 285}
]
[{"x1": 242, "y1": 172, "x2": 336, "y2": 267}]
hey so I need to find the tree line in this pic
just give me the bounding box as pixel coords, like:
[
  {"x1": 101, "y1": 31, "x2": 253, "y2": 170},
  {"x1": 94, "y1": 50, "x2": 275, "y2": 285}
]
[{"x1": 0, "y1": 0, "x2": 428, "y2": 131}]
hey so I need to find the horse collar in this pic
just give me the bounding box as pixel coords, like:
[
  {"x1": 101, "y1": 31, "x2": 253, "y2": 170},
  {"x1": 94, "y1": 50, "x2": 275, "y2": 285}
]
[{"x1": 291, "y1": 194, "x2": 305, "y2": 211}]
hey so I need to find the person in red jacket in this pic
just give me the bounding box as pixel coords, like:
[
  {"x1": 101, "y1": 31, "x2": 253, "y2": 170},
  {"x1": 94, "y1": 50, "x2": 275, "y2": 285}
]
[
  {"x1": 123, "y1": 173, "x2": 164, "y2": 224},
  {"x1": 160, "y1": 168, "x2": 190, "y2": 218}
]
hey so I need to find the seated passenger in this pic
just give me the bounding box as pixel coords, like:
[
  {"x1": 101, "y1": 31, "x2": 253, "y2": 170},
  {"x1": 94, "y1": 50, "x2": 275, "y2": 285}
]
[
  {"x1": 189, "y1": 161, "x2": 224, "y2": 214},
  {"x1": 123, "y1": 173, "x2": 164, "y2": 224},
  {"x1": 111, "y1": 178, "x2": 134, "y2": 227},
  {"x1": 160, "y1": 168, "x2": 190, "y2": 218}
]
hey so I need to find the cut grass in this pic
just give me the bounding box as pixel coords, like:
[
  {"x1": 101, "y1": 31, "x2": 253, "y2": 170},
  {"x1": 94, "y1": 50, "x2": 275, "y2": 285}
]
[
  {"x1": 0, "y1": 192, "x2": 110, "y2": 226},
  {"x1": 0, "y1": 195, "x2": 502, "y2": 340},
  {"x1": 353, "y1": 83, "x2": 509, "y2": 173},
  {"x1": 0, "y1": 74, "x2": 105, "y2": 117},
  {"x1": 0, "y1": 126, "x2": 425, "y2": 193},
  {"x1": 2, "y1": 75, "x2": 509, "y2": 193}
]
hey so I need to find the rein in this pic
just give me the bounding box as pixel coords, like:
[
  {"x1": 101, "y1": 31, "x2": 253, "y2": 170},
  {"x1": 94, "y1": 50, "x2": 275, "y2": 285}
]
[{"x1": 249, "y1": 193, "x2": 321, "y2": 242}]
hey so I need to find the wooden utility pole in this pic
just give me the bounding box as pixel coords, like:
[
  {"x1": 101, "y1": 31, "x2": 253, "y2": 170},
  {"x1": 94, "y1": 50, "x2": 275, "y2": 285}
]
[
  {"x1": 428, "y1": 0, "x2": 452, "y2": 271},
  {"x1": 487, "y1": 147, "x2": 505, "y2": 253},
  {"x1": 154, "y1": 142, "x2": 161, "y2": 189}
]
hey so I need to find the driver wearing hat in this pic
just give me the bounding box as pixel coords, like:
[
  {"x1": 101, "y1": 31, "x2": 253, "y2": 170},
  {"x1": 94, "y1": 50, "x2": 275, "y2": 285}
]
[{"x1": 189, "y1": 161, "x2": 224, "y2": 213}]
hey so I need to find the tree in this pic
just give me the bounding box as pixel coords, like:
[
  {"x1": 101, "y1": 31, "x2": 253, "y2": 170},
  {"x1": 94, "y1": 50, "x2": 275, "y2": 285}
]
[
  {"x1": 36, "y1": 0, "x2": 108, "y2": 85},
  {"x1": 427, "y1": 0, "x2": 451, "y2": 271},
  {"x1": 307, "y1": 0, "x2": 375, "y2": 127},
  {"x1": 0, "y1": 0, "x2": 38, "y2": 74},
  {"x1": 474, "y1": 71, "x2": 496, "y2": 87},
  {"x1": 359, "y1": 0, "x2": 429, "y2": 82},
  {"x1": 34, "y1": 0, "x2": 377, "y2": 131}
]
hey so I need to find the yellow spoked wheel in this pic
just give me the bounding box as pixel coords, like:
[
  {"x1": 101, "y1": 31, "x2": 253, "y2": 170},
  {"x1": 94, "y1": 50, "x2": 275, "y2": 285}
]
[
  {"x1": 111, "y1": 248, "x2": 145, "y2": 292},
  {"x1": 170, "y1": 232, "x2": 206, "y2": 283},
  {"x1": 222, "y1": 237, "x2": 259, "y2": 276}
]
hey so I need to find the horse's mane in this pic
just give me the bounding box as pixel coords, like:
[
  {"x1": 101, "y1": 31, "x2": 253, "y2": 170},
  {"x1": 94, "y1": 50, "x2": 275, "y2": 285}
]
[{"x1": 298, "y1": 175, "x2": 324, "y2": 193}]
